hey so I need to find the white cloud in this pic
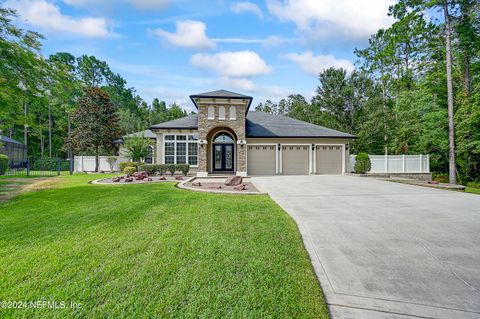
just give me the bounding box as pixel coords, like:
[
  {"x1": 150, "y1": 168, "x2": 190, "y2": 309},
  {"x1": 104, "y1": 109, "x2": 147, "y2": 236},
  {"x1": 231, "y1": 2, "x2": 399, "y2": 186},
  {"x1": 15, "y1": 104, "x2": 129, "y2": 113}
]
[
  {"x1": 267, "y1": 0, "x2": 394, "y2": 41},
  {"x1": 262, "y1": 35, "x2": 295, "y2": 46},
  {"x1": 4, "y1": 0, "x2": 111, "y2": 38},
  {"x1": 151, "y1": 20, "x2": 216, "y2": 49},
  {"x1": 218, "y1": 77, "x2": 257, "y2": 91},
  {"x1": 190, "y1": 50, "x2": 271, "y2": 78},
  {"x1": 285, "y1": 51, "x2": 354, "y2": 75},
  {"x1": 232, "y1": 1, "x2": 263, "y2": 18}
]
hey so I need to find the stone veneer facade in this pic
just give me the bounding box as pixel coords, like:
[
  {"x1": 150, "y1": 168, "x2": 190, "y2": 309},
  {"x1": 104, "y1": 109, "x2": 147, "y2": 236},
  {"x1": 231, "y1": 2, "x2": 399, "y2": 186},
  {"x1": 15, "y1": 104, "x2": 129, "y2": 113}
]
[{"x1": 195, "y1": 98, "x2": 248, "y2": 176}]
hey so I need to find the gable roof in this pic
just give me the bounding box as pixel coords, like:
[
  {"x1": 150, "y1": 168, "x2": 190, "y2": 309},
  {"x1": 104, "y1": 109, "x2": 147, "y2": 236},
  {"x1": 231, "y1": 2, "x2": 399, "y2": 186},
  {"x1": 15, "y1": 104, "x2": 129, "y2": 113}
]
[
  {"x1": 113, "y1": 129, "x2": 157, "y2": 145},
  {"x1": 0, "y1": 135, "x2": 24, "y2": 145},
  {"x1": 246, "y1": 111, "x2": 355, "y2": 138},
  {"x1": 190, "y1": 89, "x2": 252, "y2": 99},
  {"x1": 150, "y1": 114, "x2": 198, "y2": 129},
  {"x1": 149, "y1": 111, "x2": 355, "y2": 139},
  {"x1": 189, "y1": 89, "x2": 253, "y2": 113}
]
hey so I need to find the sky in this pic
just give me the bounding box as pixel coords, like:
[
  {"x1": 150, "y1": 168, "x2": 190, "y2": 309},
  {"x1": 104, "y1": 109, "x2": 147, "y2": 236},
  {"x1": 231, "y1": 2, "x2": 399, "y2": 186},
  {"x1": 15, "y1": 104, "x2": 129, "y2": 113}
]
[{"x1": 3, "y1": 0, "x2": 396, "y2": 112}]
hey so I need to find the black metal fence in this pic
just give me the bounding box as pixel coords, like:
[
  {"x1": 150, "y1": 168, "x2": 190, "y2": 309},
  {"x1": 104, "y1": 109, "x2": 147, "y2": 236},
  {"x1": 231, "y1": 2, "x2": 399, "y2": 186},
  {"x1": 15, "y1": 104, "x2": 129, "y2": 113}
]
[{"x1": 3, "y1": 158, "x2": 73, "y2": 177}]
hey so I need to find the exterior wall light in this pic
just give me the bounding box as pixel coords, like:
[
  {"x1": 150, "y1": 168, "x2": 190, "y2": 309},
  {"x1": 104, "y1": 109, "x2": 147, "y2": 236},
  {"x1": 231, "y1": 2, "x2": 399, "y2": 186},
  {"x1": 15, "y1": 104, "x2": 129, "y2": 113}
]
[
  {"x1": 199, "y1": 140, "x2": 208, "y2": 148},
  {"x1": 237, "y1": 140, "x2": 246, "y2": 148}
]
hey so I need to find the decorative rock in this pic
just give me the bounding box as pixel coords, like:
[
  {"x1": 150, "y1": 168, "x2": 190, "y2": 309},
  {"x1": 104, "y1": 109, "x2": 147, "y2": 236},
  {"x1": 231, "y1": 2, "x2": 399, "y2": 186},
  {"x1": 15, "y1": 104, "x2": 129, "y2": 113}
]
[
  {"x1": 225, "y1": 175, "x2": 242, "y2": 186},
  {"x1": 233, "y1": 183, "x2": 247, "y2": 191},
  {"x1": 112, "y1": 176, "x2": 121, "y2": 182},
  {"x1": 120, "y1": 175, "x2": 125, "y2": 179},
  {"x1": 147, "y1": 178, "x2": 153, "y2": 181},
  {"x1": 125, "y1": 177, "x2": 133, "y2": 182},
  {"x1": 192, "y1": 181, "x2": 202, "y2": 187},
  {"x1": 158, "y1": 176, "x2": 166, "y2": 180},
  {"x1": 208, "y1": 183, "x2": 222, "y2": 189},
  {"x1": 175, "y1": 176, "x2": 183, "y2": 180}
]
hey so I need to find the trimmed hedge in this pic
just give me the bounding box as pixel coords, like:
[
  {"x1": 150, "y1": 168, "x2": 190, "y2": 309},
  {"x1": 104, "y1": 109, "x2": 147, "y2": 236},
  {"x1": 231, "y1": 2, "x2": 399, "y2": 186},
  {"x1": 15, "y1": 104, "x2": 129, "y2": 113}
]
[
  {"x1": 354, "y1": 153, "x2": 371, "y2": 174},
  {"x1": 137, "y1": 164, "x2": 190, "y2": 176},
  {"x1": 0, "y1": 154, "x2": 8, "y2": 175},
  {"x1": 119, "y1": 161, "x2": 141, "y2": 172},
  {"x1": 123, "y1": 166, "x2": 137, "y2": 176}
]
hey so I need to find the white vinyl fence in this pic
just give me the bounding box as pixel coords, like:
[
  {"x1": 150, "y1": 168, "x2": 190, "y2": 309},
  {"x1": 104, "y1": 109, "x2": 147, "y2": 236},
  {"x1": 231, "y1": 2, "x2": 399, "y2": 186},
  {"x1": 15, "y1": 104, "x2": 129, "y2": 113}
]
[
  {"x1": 349, "y1": 154, "x2": 430, "y2": 173},
  {"x1": 74, "y1": 156, "x2": 129, "y2": 172}
]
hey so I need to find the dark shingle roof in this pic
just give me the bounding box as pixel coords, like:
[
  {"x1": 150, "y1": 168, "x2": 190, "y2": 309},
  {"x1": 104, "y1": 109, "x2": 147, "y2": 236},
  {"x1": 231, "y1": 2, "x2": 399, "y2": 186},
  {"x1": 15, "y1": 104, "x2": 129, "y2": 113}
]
[
  {"x1": 190, "y1": 89, "x2": 252, "y2": 99},
  {"x1": 189, "y1": 89, "x2": 253, "y2": 113},
  {"x1": 0, "y1": 135, "x2": 24, "y2": 145},
  {"x1": 150, "y1": 114, "x2": 199, "y2": 129},
  {"x1": 149, "y1": 111, "x2": 355, "y2": 138},
  {"x1": 113, "y1": 129, "x2": 157, "y2": 145},
  {"x1": 246, "y1": 111, "x2": 355, "y2": 138}
]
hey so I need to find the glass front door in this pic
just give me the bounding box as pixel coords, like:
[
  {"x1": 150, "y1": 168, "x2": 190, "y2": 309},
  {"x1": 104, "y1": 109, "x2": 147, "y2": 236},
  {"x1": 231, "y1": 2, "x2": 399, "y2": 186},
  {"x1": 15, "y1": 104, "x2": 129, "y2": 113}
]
[{"x1": 213, "y1": 144, "x2": 234, "y2": 171}]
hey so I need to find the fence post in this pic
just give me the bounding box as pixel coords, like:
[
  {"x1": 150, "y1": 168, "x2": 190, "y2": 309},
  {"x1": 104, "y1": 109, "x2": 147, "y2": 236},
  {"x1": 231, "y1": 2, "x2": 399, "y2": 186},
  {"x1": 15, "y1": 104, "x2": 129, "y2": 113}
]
[
  {"x1": 402, "y1": 155, "x2": 406, "y2": 173},
  {"x1": 426, "y1": 154, "x2": 430, "y2": 173},
  {"x1": 384, "y1": 154, "x2": 388, "y2": 173},
  {"x1": 70, "y1": 154, "x2": 74, "y2": 175},
  {"x1": 420, "y1": 154, "x2": 423, "y2": 173},
  {"x1": 26, "y1": 158, "x2": 30, "y2": 178},
  {"x1": 57, "y1": 158, "x2": 61, "y2": 175}
]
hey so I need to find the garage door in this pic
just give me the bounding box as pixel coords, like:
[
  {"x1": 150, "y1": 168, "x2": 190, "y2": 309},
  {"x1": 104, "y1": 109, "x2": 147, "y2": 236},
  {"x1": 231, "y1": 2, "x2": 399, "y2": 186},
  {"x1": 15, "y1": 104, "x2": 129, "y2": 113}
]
[
  {"x1": 315, "y1": 145, "x2": 342, "y2": 174},
  {"x1": 282, "y1": 145, "x2": 309, "y2": 175},
  {"x1": 247, "y1": 145, "x2": 276, "y2": 175}
]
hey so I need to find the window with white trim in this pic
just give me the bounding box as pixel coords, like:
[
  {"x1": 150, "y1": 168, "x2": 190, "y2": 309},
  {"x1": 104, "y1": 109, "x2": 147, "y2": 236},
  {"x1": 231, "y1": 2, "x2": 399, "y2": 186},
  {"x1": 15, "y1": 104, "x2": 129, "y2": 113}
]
[{"x1": 164, "y1": 134, "x2": 198, "y2": 166}]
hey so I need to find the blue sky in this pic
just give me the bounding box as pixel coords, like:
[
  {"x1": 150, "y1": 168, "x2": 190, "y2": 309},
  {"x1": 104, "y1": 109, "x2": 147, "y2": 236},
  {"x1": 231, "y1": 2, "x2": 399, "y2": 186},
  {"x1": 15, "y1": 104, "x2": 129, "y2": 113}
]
[{"x1": 3, "y1": 0, "x2": 395, "y2": 111}]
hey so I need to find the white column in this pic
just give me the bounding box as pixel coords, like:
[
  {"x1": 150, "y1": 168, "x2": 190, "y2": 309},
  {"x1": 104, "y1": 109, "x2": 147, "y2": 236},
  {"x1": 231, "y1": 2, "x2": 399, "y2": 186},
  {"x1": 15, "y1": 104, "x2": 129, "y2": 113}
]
[{"x1": 341, "y1": 145, "x2": 346, "y2": 174}]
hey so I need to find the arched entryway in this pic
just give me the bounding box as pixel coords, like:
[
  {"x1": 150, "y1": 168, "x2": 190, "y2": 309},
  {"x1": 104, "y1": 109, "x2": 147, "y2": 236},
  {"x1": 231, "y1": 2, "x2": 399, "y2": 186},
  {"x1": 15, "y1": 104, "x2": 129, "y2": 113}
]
[{"x1": 211, "y1": 131, "x2": 235, "y2": 172}]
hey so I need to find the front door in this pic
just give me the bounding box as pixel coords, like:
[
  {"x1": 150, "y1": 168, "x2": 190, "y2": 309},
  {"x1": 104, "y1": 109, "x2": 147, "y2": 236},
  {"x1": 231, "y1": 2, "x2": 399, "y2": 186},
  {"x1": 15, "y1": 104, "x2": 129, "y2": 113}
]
[{"x1": 213, "y1": 144, "x2": 234, "y2": 172}]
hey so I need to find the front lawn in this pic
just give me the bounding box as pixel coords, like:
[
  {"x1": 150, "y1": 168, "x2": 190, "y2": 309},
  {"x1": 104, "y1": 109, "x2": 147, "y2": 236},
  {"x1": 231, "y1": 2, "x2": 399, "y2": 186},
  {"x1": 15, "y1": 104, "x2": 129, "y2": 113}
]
[{"x1": 0, "y1": 174, "x2": 328, "y2": 318}]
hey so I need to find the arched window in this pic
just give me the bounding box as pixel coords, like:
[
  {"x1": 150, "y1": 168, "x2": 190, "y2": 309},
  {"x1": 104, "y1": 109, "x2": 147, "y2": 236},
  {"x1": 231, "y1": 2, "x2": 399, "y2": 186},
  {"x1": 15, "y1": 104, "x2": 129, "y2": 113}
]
[
  {"x1": 218, "y1": 106, "x2": 225, "y2": 120},
  {"x1": 207, "y1": 105, "x2": 215, "y2": 120},
  {"x1": 213, "y1": 132, "x2": 234, "y2": 143},
  {"x1": 229, "y1": 106, "x2": 236, "y2": 120}
]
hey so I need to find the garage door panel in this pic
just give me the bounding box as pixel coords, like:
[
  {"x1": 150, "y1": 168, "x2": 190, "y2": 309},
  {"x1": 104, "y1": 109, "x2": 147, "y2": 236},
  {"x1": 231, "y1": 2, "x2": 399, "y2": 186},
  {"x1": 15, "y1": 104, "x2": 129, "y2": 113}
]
[
  {"x1": 316, "y1": 145, "x2": 342, "y2": 174},
  {"x1": 282, "y1": 145, "x2": 309, "y2": 175},
  {"x1": 247, "y1": 145, "x2": 276, "y2": 175}
]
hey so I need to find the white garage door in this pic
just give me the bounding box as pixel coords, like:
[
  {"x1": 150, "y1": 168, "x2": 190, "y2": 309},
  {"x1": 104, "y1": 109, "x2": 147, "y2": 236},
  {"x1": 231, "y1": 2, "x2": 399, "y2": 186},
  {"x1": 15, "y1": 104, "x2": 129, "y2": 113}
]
[
  {"x1": 282, "y1": 145, "x2": 309, "y2": 175},
  {"x1": 247, "y1": 145, "x2": 276, "y2": 175},
  {"x1": 316, "y1": 145, "x2": 342, "y2": 174}
]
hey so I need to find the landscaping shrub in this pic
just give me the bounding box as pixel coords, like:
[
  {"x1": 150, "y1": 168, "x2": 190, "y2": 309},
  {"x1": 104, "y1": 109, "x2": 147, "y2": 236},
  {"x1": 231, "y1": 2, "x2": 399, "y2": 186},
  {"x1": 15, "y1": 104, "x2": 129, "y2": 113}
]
[
  {"x1": 119, "y1": 161, "x2": 141, "y2": 172},
  {"x1": 123, "y1": 166, "x2": 137, "y2": 176},
  {"x1": 432, "y1": 172, "x2": 449, "y2": 183},
  {"x1": 0, "y1": 154, "x2": 8, "y2": 175},
  {"x1": 354, "y1": 153, "x2": 371, "y2": 174},
  {"x1": 167, "y1": 164, "x2": 176, "y2": 176},
  {"x1": 138, "y1": 164, "x2": 157, "y2": 175},
  {"x1": 30, "y1": 158, "x2": 58, "y2": 171},
  {"x1": 177, "y1": 164, "x2": 190, "y2": 176},
  {"x1": 158, "y1": 164, "x2": 168, "y2": 175}
]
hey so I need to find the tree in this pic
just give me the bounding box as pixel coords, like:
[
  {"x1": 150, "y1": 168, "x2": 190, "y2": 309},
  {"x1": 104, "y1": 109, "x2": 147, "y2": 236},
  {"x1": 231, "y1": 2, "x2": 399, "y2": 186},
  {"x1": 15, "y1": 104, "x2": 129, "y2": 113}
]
[
  {"x1": 65, "y1": 87, "x2": 121, "y2": 172},
  {"x1": 123, "y1": 134, "x2": 152, "y2": 162}
]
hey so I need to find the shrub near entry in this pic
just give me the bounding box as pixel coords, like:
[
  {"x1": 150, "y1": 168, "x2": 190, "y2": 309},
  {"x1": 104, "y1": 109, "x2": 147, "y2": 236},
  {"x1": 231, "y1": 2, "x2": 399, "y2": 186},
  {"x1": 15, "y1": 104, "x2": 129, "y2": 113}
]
[
  {"x1": 0, "y1": 154, "x2": 8, "y2": 175},
  {"x1": 119, "y1": 162, "x2": 141, "y2": 172},
  {"x1": 123, "y1": 166, "x2": 136, "y2": 176},
  {"x1": 354, "y1": 153, "x2": 371, "y2": 174}
]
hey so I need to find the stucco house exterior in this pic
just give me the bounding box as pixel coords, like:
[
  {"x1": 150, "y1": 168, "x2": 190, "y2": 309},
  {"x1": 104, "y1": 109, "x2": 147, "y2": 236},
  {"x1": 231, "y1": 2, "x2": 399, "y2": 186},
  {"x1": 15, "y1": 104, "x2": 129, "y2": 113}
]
[{"x1": 122, "y1": 89, "x2": 355, "y2": 177}]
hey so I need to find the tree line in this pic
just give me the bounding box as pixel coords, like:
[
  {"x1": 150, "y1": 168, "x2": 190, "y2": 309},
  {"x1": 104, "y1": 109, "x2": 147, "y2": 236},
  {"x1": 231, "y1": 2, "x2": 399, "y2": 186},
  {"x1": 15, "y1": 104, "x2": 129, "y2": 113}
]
[
  {"x1": 256, "y1": 0, "x2": 479, "y2": 184},
  {"x1": 0, "y1": 8, "x2": 187, "y2": 160}
]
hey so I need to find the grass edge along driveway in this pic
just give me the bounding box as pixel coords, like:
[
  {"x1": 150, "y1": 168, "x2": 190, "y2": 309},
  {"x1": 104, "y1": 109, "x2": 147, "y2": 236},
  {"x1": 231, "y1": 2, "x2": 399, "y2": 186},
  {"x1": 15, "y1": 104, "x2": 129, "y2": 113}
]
[{"x1": 0, "y1": 174, "x2": 329, "y2": 319}]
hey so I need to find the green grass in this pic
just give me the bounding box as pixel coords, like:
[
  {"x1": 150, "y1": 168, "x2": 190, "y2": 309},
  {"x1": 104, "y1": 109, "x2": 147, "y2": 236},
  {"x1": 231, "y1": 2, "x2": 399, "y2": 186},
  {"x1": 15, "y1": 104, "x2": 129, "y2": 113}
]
[
  {"x1": 466, "y1": 187, "x2": 480, "y2": 194},
  {"x1": 0, "y1": 174, "x2": 328, "y2": 318}
]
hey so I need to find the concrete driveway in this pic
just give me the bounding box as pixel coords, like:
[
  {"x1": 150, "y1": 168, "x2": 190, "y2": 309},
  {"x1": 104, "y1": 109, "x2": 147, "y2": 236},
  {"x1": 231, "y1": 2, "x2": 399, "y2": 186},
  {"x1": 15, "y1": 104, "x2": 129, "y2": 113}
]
[{"x1": 252, "y1": 175, "x2": 480, "y2": 319}]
